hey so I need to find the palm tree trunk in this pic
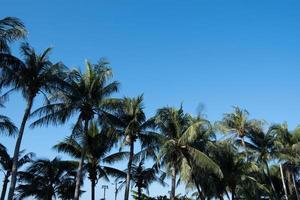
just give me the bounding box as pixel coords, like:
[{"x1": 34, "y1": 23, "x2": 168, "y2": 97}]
[
  {"x1": 91, "y1": 179, "x2": 96, "y2": 200},
  {"x1": 0, "y1": 172, "x2": 10, "y2": 200},
  {"x1": 137, "y1": 186, "x2": 142, "y2": 200},
  {"x1": 170, "y1": 165, "x2": 176, "y2": 200},
  {"x1": 194, "y1": 179, "x2": 205, "y2": 200},
  {"x1": 231, "y1": 186, "x2": 236, "y2": 200},
  {"x1": 231, "y1": 191, "x2": 235, "y2": 200},
  {"x1": 292, "y1": 172, "x2": 300, "y2": 200},
  {"x1": 280, "y1": 164, "x2": 288, "y2": 200},
  {"x1": 286, "y1": 169, "x2": 293, "y2": 195},
  {"x1": 7, "y1": 97, "x2": 34, "y2": 200},
  {"x1": 196, "y1": 186, "x2": 204, "y2": 200},
  {"x1": 264, "y1": 160, "x2": 277, "y2": 196},
  {"x1": 225, "y1": 191, "x2": 230, "y2": 200},
  {"x1": 124, "y1": 140, "x2": 134, "y2": 200},
  {"x1": 74, "y1": 119, "x2": 89, "y2": 200}
]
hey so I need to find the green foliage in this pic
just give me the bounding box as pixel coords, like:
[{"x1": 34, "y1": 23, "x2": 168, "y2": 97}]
[{"x1": 132, "y1": 191, "x2": 192, "y2": 200}]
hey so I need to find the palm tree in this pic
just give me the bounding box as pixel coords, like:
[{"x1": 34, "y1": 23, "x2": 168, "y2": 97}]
[
  {"x1": 118, "y1": 156, "x2": 165, "y2": 200},
  {"x1": 30, "y1": 59, "x2": 119, "y2": 200},
  {"x1": 211, "y1": 140, "x2": 259, "y2": 200},
  {"x1": 0, "y1": 17, "x2": 27, "y2": 53},
  {"x1": 16, "y1": 157, "x2": 78, "y2": 200},
  {"x1": 216, "y1": 107, "x2": 261, "y2": 148},
  {"x1": 0, "y1": 144, "x2": 33, "y2": 200},
  {"x1": 154, "y1": 106, "x2": 222, "y2": 200},
  {"x1": 108, "y1": 95, "x2": 158, "y2": 200},
  {"x1": 0, "y1": 43, "x2": 66, "y2": 200},
  {"x1": 245, "y1": 125, "x2": 278, "y2": 197},
  {"x1": 270, "y1": 123, "x2": 300, "y2": 199},
  {"x1": 53, "y1": 122, "x2": 125, "y2": 200},
  {"x1": 182, "y1": 119, "x2": 221, "y2": 200}
]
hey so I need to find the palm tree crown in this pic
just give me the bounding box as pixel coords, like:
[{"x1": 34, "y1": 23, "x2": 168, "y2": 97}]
[
  {"x1": 16, "y1": 157, "x2": 78, "y2": 200},
  {"x1": 54, "y1": 122, "x2": 124, "y2": 200},
  {"x1": 31, "y1": 59, "x2": 119, "y2": 200},
  {"x1": 109, "y1": 95, "x2": 158, "y2": 200},
  {"x1": 0, "y1": 43, "x2": 67, "y2": 200},
  {"x1": 0, "y1": 17, "x2": 27, "y2": 53},
  {"x1": 154, "y1": 106, "x2": 222, "y2": 200},
  {"x1": 0, "y1": 144, "x2": 33, "y2": 200}
]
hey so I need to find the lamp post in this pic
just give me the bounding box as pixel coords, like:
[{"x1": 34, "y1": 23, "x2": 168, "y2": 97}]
[{"x1": 102, "y1": 185, "x2": 108, "y2": 200}]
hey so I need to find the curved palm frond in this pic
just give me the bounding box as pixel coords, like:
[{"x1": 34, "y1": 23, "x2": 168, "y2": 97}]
[{"x1": 0, "y1": 17, "x2": 27, "y2": 53}]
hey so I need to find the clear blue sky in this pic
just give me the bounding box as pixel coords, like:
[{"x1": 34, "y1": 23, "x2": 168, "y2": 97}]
[{"x1": 1, "y1": 0, "x2": 300, "y2": 199}]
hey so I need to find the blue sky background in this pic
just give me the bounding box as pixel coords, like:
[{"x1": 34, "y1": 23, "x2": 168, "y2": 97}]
[{"x1": 1, "y1": 0, "x2": 300, "y2": 199}]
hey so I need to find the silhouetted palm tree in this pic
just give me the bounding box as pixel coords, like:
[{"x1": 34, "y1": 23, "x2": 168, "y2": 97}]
[
  {"x1": 0, "y1": 144, "x2": 33, "y2": 200},
  {"x1": 118, "y1": 155, "x2": 165, "y2": 200},
  {"x1": 0, "y1": 43, "x2": 66, "y2": 200},
  {"x1": 108, "y1": 95, "x2": 159, "y2": 200},
  {"x1": 16, "y1": 157, "x2": 78, "y2": 200},
  {"x1": 31, "y1": 59, "x2": 119, "y2": 200},
  {"x1": 54, "y1": 122, "x2": 125, "y2": 200}
]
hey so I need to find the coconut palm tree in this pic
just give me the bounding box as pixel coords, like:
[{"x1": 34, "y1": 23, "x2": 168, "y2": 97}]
[
  {"x1": 244, "y1": 125, "x2": 278, "y2": 197},
  {"x1": 108, "y1": 95, "x2": 159, "y2": 200},
  {"x1": 53, "y1": 122, "x2": 125, "y2": 200},
  {"x1": 118, "y1": 156, "x2": 165, "y2": 200},
  {"x1": 216, "y1": 107, "x2": 261, "y2": 148},
  {"x1": 270, "y1": 123, "x2": 300, "y2": 199},
  {"x1": 182, "y1": 118, "x2": 221, "y2": 200},
  {"x1": 30, "y1": 59, "x2": 119, "y2": 200},
  {"x1": 16, "y1": 157, "x2": 78, "y2": 200},
  {"x1": 0, "y1": 144, "x2": 33, "y2": 200},
  {"x1": 154, "y1": 106, "x2": 222, "y2": 200},
  {"x1": 0, "y1": 17, "x2": 27, "y2": 53},
  {"x1": 0, "y1": 43, "x2": 66, "y2": 200},
  {"x1": 211, "y1": 140, "x2": 259, "y2": 200}
]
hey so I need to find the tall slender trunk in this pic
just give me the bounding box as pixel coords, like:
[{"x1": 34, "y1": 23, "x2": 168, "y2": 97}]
[
  {"x1": 137, "y1": 186, "x2": 142, "y2": 200},
  {"x1": 74, "y1": 119, "x2": 89, "y2": 200},
  {"x1": 114, "y1": 181, "x2": 118, "y2": 200},
  {"x1": 292, "y1": 172, "x2": 300, "y2": 200},
  {"x1": 7, "y1": 97, "x2": 34, "y2": 200},
  {"x1": 280, "y1": 164, "x2": 288, "y2": 200},
  {"x1": 0, "y1": 171, "x2": 10, "y2": 200},
  {"x1": 124, "y1": 140, "x2": 134, "y2": 200},
  {"x1": 286, "y1": 169, "x2": 293, "y2": 195},
  {"x1": 91, "y1": 179, "x2": 96, "y2": 200},
  {"x1": 225, "y1": 191, "x2": 230, "y2": 200},
  {"x1": 264, "y1": 160, "x2": 277, "y2": 196},
  {"x1": 170, "y1": 165, "x2": 176, "y2": 200},
  {"x1": 193, "y1": 177, "x2": 204, "y2": 200},
  {"x1": 231, "y1": 186, "x2": 236, "y2": 200}
]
